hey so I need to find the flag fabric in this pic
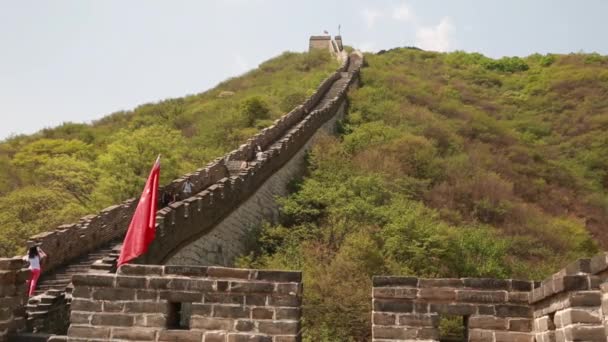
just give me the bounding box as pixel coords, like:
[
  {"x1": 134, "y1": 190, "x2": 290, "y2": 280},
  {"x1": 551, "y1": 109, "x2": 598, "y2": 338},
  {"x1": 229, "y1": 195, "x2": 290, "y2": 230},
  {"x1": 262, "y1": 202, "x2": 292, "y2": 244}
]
[
  {"x1": 117, "y1": 156, "x2": 161, "y2": 266},
  {"x1": 323, "y1": 30, "x2": 329, "y2": 35}
]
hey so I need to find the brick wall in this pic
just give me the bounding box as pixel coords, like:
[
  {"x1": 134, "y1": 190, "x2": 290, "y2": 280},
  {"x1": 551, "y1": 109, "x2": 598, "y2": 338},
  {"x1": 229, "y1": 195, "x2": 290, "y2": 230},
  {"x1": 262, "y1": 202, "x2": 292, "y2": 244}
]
[
  {"x1": 0, "y1": 257, "x2": 29, "y2": 341},
  {"x1": 371, "y1": 276, "x2": 535, "y2": 341},
  {"x1": 67, "y1": 264, "x2": 302, "y2": 341}
]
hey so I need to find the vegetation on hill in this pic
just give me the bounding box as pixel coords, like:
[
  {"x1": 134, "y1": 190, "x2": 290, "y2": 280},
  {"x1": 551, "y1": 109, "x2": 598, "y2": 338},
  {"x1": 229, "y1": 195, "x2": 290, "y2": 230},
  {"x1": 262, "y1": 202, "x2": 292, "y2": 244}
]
[
  {"x1": 237, "y1": 49, "x2": 608, "y2": 341},
  {"x1": 0, "y1": 50, "x2": 338, "y2": 256}
]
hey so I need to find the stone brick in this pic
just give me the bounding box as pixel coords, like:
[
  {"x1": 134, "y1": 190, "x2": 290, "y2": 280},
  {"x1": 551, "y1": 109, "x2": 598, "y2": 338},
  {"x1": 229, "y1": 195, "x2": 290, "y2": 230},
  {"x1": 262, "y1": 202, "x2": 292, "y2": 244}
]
[
  {"x1": 229, "y1": 281, "x2": 275, "y2": 293},
  {"x1": 267, "y1": 295, "x2": 300, "y2": 307},
  {"x1": 276, "y1": 283, "x2": 301, "y2": 296},
  {"x1": 68, "y1": 325, "x2": 110, "y2": 339},
  {"x1": 159, "y1": 290, "x2": 203, "y2": 302},
  {"x1": 236, "y1": 320, "x2": 255, "y2": 331},
  {"x1": 468, "y1": 329, "x2": 494, "y2": 342},
  {"x1": 372, "y1": 312, "x2": 395, "y2": 325},
  {"x1": 554, "y1": 275, "x2": 589, "y2": 293},
  {"x1": 275, "y1": 308, "x2": 300, "y2": 320},
  {"x1": 508, "y1": 291, "x2": 529, "y2": 304},
  {"x1": 191, "y1": 316, "x2": 234, "y2": 330},
  {"x1": 72, "y1": 274, "x2": 115, "y2": 287},
  {"x1": 158, "y1": 330, "x2": 204, "y2": 342},
  {"x1": 70, "y1": 299, "x2": 102, "y2": 312},
  {"x1": 511, "y1": 280, "x2": 533, "y2": 292},
  {"x1": 372, "y1": 276, "x2": 418, "y2": 287},
  {"x1": 227, "y1": 333, "x2": 272, "y2": 342},
  {"x1": 494, "y1": 331, "x2": 534, "y2": 342},
  {"x1": 69, "y1": 312, "x2": 91, "y2": 324},
  {"x1": 477, "y1": 305, "x2": 495, "y2": 315},
  {"x1": 417, "y1": 327, "x2": 439, "y2": 340},
  {"x1": 116, "y1": 275, "x2": 147, "y2": 288},
  {"x1": 397, "y1": 313, "x2": 438, "y2": 327},
  {"x1": 373, "y1": 299, "x2": 414, "y2": 313},
  {"x1": 590, "y1": 253, "x2": 608, "y2": 274},
  {"x1": 124, "y1": 301, "x2": 169, "y2": 314},
  {"x1": 464, "y1": 278, "x2": 509, "y2": 290},
  {"x1": 136, "y1": 290, "x2": 158, "y2": 301},
  {"x1": 372, "y1": 287, "x2": 418, "y2": 299},
  {"x1": 373, "y1": 326, "x2": 417, "y2": 339},
  {"x1": 214, "y1": 305, "x2": 250, "y2": 319},
  {"x1": 208, "y1": 267, "x2": 252, "y2": 279},
  {"x1": 91, "y1": 313, "x2": 134, "y2": 327},
  {"x1": 273, "y1": 336, "x2": 300, "y2": 342},
  {"x1": 118, "y1": 264, "x2": 163, "y2": 276},
  {"x1": 103, "y1": 300, "x2": 124, "y2": 312},
  {"x1": 164, "y1": 265, "x2": 208, "y2": 277},
  {"x1": 494, "y1": 304, "x2": 531, "y2": 318},
  {"x1": 255, "y1": 270, "x2": 302, "y2": 283},
  {"x1": 92, "y1": 288, "x2": 135, "y2": 301},
  {"x1": 430, "y1": 303, "x2": 476, "y2": 316},
  {"x1": 111, "y1": 327, "x2": 156, "y2": 340},
  {"x1": 457, "y1": 290, "x2": 506, "y2": 303},
  {"x1": 205, "y1": 293, "x2": 245, "y2": 305},
  {"x1": 563, "y1": 325, "x2": 605, "y2": 341},
  {"x1": 204, "y1": 331, "x2": 227, "y2": 342},
  {"x1": 190, "y1": 303, "x2": 212, "y2": 316},
  {"x1": 71, "y1": 286, "x2": 92, "y2": 299},
  {"x1": 418, "y1": 278, "x2": 463, "y2": 288},
  {"x1": 569, "y1": 290, "x2": 601, "y2": 306},
  {"x1": 508, "y1": 318, "x2": 533, "y2": 332},
  {"x1": 418, "y1": 288, "x2": 456, "y2": 301},
  {"x1": 258, "y1": 321, "x2": 300, "y2": 335},
  {"x1": 245, "y1": 294, "x2": 267, "y2": 306},
  {"x1": 559, "y1": 308, "x2": 601, "y2": 325},
  {"x1": 468, "y1": 315, "x2": 508, "y2": 330}
]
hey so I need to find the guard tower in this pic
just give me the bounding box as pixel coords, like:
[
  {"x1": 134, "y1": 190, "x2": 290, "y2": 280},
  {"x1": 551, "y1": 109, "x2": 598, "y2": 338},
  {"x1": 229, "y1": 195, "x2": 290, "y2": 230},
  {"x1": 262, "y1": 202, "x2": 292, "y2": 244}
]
[{"x1": 309, "y1": 35, "x2": 343, "y2": 56}]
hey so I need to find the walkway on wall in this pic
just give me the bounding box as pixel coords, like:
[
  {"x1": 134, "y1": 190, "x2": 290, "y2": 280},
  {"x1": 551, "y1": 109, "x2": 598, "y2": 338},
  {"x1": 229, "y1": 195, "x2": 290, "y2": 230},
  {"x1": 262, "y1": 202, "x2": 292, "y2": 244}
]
[{"x1": 24, "y1": 52, "x2": 362, "y2": 331}]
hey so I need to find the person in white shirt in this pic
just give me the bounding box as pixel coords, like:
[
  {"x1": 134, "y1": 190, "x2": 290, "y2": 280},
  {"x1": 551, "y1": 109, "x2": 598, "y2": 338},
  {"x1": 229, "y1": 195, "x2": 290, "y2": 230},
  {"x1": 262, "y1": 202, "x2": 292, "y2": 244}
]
[
  {"x1": 24, "y1": 246, "x2": 46, "y2": 296},
  {"x1": 182, "y1": 179, "x2": 194, "y2": 199}
]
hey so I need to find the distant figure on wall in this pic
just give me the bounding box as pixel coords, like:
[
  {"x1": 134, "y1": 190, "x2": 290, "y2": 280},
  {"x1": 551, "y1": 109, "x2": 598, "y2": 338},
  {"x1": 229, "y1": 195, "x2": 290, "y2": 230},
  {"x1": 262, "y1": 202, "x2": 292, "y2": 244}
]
[
  {"x1": 24, "y1": 245, "x2": 46, "y2": 296},
  {"x1": 160, "y1": 190, "x2": 175, "y2": 207},
  {"x1": 256, "y1": 145, "x2": 264, "y2": 161},
  {"x1": 182, "y1": 179, "x2": 194, "y2": 200}
]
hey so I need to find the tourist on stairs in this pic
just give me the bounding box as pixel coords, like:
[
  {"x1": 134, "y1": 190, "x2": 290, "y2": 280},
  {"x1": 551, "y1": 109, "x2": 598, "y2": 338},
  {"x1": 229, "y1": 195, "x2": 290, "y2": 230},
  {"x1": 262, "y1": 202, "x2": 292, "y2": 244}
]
[{"x1": 24, "y1": 245, "x2": 46, "y2": 296}]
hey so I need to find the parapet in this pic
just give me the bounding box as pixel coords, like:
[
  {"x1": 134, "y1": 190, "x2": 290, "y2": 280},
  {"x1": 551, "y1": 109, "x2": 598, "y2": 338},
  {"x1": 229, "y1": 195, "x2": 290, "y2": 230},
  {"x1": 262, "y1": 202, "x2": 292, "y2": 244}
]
[{"x1": 67, "y1": 264, "x2": 302, "y2": 341}]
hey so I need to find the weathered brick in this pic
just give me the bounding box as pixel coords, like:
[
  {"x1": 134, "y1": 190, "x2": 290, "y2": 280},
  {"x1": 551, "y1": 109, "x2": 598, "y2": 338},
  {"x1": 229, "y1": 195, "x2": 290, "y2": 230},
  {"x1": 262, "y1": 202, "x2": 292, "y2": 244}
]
[
  {"x1": 373, "y1": 299, "x2": 414, "y2": 313},
  {"x1": 214, "y1": 305, "x2": 250, "y2": 319},
  {"x1": 71, "y1": 286, "x2": 92, "y2": 299},
  {"x1": 372, "y1": 312, "x2": 395, "y2": 325},
  {"x1": 92, "y1": 288, "x2": 135, "y2": 301},
  {"x1": 69, "y1": 312, "x2": 91, "y2": 324},
  {"x1": 116, "y1": 275, "x2": 147, "y2": 288},
  {"x1": 464, "y1": 278, "x2": 509, "y2": 290},
  {"x1": 208, "y1": 267, "x2": 252, "y2": 279},
  {"x1": 418, "y1": 288, "x2": 456, "y2": 301},
  {"x1": 71, "y1": 274, "x2": 115, "y2": 287},
  {"x1": 70, "y1": 299, "x2": 102, "y2": 312},
  {"x1": 252, "y1": 307, "x2": 274, "y2": 319},
  {"x1": 245, "y1": 294, "x2": 267, "y2": 306},
  {"x1": 204, "y1": 331, "x2": 227, "y2": 342},
  {"x1": 569, "y1": 291, "x2": 601, "y2": 306},
  {"x1": 508, "y1": 291, "x2": 529, "y2": 304},
  {"x1": 457, "y1": 290, "x2": 507, "y2": 303},
  {"x1": 373, "y1": 287, "x2": 418, "y2": 299},
  {"x1": 230, "y1": 281, "x2": 274, "y2": 293},
  {"x1": 158, "y1": 330, "x2": 203, "y2": 342},
  {"x1": 430, "y1": 303, "x2": 476, "y2": 316},
  {"x1": 68, "y1": 325, "x2": 110, "y2": 339},
  {"x1": 191, "y1": 316, "x2": 234, "y2": 330},
  {"x1": 255, "y1": 270, "x2": 301, "y2": 283},
  {"x1": 124, "y1": 301, "x2": 169, "y2": 314},
  {"x1": 136, "y1": 290, "x2": 158, "y2": 301},
  {"x1": 511, "y1": 280, "x2": 533, "y2": 292},
  {"x1": 111, "y1": 327, "x2": 156, "y2": 340},
  {"x1": 227, "y1": 333, "x2": 272, "y2": 342},
  {"x1": 159, "y1": 290, "x2": 202, "y2": 302},
  {"x1": 118, "y1": 264, "x2": 163, "y2": 276},
  {"x1": 258, "y1": 321, "x2": 300, "y2": 335},
  {"x1": 103, "y1": 300, "x2": 123, "y2": 312},
  {"x1": 164, "y1": 265, "x2": 208, "y2": 277},
  {"x1": 276, "y1": 283, "x2": 301, "y2": 295},
  {"x1": 508, "y1": 318, "x2": 532, "y2": 332},
  {"x1": 419, "y1": 278, "x2": 463, "y2": 288},
  {"x1": 563, "y1": 325, "x2": 605, "y2": 341},
  {"x1": 275, "y1": 308, "x2": 300, "y2": 320},
  {"x1": 397, "y1": 313, "x2": 438, "y2": 327},
  {"x1": 494, "y1": 331, "x2": 534, "y2": 342},
  {"x1": 372, "y1": 276, "x2": 418, "y2": 287},
  {"x1": 268, "y1": 295, "x2": 300, "y2": 307},
  {"x1": 468, "y1": 328, "x2": 493, "y2": 342},
  {"x1": 190, "y1": 303, "x2": 213, "y2": 316},
  {"x1": 495, "y1": 304, "x2": 531, "y2": 318},
  {"x1": 468, "y1": 315, "x2": 507, "y2": 330},
  {"x1": 91, "y1": 313, "x2": 134, "y2": 327},
  {"x1": 559, "y1": 308, "x2": 601, "y2": 325},
  {"x1": 236, "y1": 319, "x2": 255, "y2": 331},
  {"x1": 373, "y1": 326, "x2": 417, "y2": 339},
  {"x1": 205, "y1": 293, "x2": 244, "y2": 304}
]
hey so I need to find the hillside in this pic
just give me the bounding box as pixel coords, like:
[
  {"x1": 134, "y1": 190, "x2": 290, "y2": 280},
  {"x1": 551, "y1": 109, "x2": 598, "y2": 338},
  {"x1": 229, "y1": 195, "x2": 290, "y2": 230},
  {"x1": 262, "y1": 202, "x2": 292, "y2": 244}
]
[
  {"x1": 237, "y1": 49, "x2": 608, "y2": 341},
  {"x1": 0, "y1": 50, "x2": 339, "y2": 256}
]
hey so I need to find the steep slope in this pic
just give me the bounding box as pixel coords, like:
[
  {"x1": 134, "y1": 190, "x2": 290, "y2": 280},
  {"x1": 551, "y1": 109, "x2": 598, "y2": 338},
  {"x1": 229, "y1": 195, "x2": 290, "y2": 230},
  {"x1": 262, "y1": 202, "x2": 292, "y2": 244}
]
[
  {"x1": 0, "y1": 50, "x2": 339, "y2": 256},
  {"x1": 239, "y1": 49, "x2": 608, "y2": 341}
]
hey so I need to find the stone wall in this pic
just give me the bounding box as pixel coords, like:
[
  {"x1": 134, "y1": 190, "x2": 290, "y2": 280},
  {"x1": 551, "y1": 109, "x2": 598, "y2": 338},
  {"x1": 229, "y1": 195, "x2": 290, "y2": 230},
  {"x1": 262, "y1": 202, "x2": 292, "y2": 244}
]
[
  {"x1": 371, "y1": 276, "x2": 535, "y2": 341},
  {"x1": 0, "y1": 257, "x2": 28, "y2": 341},
  {"x1": 67, "y1": 264, "x2": 302, "y2": 341},
  {"x1": 138, "y1": 55, "x2": 360, "y2": 265}
]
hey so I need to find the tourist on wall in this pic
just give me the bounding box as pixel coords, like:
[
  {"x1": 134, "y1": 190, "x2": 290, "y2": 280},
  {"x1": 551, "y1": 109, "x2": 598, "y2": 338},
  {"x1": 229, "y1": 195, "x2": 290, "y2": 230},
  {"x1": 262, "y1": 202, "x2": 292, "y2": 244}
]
[
  {"x1": 182, "y1": 179, "x2": 194, "y2": 199},
  {"x1": 23, "y1": 245, "x2": 47, "y2": 296}
]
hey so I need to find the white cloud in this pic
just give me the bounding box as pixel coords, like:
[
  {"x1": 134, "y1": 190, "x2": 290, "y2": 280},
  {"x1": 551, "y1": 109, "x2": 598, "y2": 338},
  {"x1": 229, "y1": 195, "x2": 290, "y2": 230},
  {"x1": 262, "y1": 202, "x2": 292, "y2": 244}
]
[
  {"x1": 361, "y1": 8, "x2": 383, "y2": 29},
  {"x1": 415, "y1": 17, "x2": 453, "y2": 52},
  {"x1": 358, "y1": 42, "x2": 376, "y2": 52},
  {"x1": 392, "y1": 4, "x2": 413, "y2": 22}
]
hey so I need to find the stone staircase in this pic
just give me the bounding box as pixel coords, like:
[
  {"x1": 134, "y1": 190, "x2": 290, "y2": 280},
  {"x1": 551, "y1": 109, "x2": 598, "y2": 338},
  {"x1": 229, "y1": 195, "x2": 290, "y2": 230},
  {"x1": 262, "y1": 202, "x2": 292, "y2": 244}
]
[{"x1": 25, "y1": 240, "x2": 122, "y2": 334}]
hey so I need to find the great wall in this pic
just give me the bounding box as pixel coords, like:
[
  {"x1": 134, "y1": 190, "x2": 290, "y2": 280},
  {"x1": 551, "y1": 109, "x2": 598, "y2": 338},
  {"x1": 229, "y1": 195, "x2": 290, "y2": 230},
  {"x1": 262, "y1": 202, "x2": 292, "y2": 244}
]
[{"x1": 1, "y1": 36, "x2": 608, "y2": 341}]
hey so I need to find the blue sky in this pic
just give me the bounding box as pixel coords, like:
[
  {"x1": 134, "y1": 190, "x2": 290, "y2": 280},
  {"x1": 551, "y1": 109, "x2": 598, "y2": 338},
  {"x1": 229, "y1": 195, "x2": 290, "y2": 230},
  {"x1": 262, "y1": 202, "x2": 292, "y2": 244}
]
[{"x1": 1, "y1": 0, "x2": 607, "y2": 140}]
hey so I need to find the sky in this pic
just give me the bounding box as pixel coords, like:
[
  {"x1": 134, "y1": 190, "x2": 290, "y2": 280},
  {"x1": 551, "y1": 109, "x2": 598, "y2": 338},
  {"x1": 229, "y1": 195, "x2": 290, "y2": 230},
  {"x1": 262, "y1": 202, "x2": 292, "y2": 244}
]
[{"x1": 1, "y1": 0, "x2": 607, "y2": 140}]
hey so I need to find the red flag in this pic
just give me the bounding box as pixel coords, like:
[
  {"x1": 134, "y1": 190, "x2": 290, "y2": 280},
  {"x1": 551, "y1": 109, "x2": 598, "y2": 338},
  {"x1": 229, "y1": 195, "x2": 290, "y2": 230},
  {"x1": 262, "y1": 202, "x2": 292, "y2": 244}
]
[{"x1": 117, "y1": 156, "x2": 161, "y2": 266}]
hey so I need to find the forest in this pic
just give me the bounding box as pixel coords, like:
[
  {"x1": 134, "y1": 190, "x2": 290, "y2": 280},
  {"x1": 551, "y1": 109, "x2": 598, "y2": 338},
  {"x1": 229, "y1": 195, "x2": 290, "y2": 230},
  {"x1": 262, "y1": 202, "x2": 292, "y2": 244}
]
[
  {"x1": 0, "y1": 50, "x2": 338, "y2": 256},
  {"x1": 236, "y1": 49, "x2": 608, "y2": 340}
]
